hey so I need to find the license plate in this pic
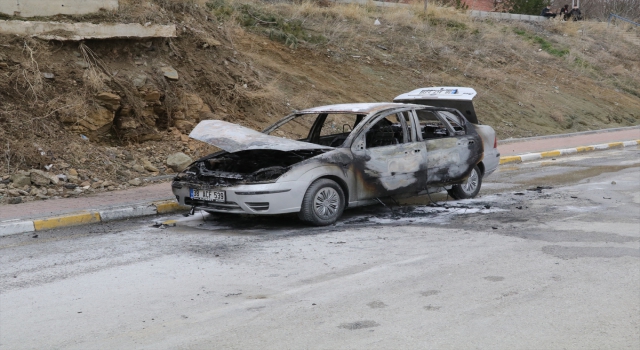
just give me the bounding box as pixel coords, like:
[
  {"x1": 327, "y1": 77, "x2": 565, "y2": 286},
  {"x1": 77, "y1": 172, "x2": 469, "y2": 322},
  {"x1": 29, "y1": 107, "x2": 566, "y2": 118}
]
[{"x1": 190, "y1": 188, "x2": 225, "y2": 202}]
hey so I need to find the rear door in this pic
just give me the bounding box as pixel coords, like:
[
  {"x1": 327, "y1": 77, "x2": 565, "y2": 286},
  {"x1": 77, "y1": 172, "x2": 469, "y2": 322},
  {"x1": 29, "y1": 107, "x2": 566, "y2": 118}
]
[{"x1": 415, "y1": 109, "x2": 477, "y2": 186}]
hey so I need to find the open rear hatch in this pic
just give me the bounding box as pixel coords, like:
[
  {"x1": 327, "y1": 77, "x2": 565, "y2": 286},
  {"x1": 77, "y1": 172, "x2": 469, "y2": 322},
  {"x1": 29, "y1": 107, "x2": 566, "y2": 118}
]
[{"x1": 394, "y1": 87, "x2": 479, "y2": 124}]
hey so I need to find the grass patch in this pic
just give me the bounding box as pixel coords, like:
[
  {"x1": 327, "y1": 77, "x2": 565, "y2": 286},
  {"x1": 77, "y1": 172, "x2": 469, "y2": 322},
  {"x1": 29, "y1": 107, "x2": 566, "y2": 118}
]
[
  {"x1": 514, "y1": 28, "x2": 569, "y2": 57},
  {"x1": 206, "y1": 0, "x2": 326, "y2": 48},
  {"x1": 418, "y1": 13, "x2": 468, "y2": 31}
]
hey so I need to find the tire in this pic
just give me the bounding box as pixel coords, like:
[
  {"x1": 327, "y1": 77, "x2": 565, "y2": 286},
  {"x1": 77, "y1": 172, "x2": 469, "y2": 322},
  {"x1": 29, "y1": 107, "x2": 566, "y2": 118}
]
[
  {"x1": 298, "y1": 178, "x2": 345, "y2": 226},
  {"x1": 447, "y1": 165, "x2": 482, "y2": 200}
]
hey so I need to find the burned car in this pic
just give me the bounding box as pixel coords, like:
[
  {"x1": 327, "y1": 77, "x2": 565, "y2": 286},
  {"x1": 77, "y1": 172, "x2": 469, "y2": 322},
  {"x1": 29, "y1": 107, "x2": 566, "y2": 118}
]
[{"x1": 172, "y1": 95, "x2": 498, "y2": 226}]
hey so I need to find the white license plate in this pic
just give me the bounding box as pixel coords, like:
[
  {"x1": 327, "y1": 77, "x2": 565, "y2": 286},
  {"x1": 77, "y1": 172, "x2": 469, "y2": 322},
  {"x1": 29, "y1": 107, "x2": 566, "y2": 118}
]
[{"x1": 190, "y1": 188, "x2": 225, "y2": 202}]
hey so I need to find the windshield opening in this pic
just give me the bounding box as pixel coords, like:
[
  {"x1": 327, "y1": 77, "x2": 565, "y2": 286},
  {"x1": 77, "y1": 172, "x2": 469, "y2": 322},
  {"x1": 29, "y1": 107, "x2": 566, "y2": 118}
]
[{"x1": 267, "y1": 113, "x2": 364, "y2": 147}]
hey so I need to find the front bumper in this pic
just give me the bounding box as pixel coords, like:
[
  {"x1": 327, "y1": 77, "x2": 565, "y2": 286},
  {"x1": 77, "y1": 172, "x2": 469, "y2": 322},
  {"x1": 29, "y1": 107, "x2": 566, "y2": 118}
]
[{"x1": 172, "y1": 180, "x2": 309, "y2": 215}]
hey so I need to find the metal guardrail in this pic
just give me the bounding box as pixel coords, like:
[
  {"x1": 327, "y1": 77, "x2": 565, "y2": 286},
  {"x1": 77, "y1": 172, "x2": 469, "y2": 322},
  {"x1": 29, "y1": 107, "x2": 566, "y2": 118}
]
[{"x1": 607, "y1": 13, "x2": 640, "y2": 28}]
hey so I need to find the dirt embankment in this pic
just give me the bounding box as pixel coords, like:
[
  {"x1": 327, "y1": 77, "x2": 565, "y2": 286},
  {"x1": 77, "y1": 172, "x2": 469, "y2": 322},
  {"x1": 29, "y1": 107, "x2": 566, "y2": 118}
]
[{"x1": 0, "y1": 0, "x2": 639, "y2": 204}]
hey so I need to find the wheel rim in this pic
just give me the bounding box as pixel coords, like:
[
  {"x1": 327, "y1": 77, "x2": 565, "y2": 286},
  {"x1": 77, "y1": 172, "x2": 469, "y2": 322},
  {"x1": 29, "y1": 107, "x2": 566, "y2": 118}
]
[
  {"x1": 461, "y1": 168, "x2": 479, "y2": 194},
  {"x1": 313, "y1": 187, "x2": 340, "y2": 219}
]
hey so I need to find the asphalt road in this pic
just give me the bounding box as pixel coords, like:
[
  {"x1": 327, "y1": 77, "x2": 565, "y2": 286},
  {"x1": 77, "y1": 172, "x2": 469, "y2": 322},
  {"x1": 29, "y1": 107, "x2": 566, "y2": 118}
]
[{"x1": 1, "y1": 147, "x2": 639, "y2": 349}]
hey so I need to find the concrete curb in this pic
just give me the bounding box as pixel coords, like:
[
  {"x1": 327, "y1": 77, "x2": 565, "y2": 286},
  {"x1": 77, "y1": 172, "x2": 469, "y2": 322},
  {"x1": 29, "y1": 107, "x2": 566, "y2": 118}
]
[
  {"x1": 0, "y1": 200, "x2": 188, "y2": 237},
  {"x1": 499, "y1": 140, "x2": 640, "y2": 165}
]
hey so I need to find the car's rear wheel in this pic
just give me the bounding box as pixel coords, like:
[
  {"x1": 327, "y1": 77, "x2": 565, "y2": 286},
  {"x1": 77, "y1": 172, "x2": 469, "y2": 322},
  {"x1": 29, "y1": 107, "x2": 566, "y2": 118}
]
[
  {"x1": 447, "y1": 165, "x2": 482, "y2": 200},
  {"x1": 298, "y1": 178, "x2": 345, "y2": 226}
]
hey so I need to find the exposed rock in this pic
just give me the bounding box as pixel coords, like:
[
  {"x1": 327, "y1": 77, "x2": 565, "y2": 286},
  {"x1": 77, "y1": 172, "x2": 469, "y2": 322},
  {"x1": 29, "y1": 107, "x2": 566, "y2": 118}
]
[
  {"x1": 36, "y1": 194, "x2": 50, "y2": 200},
  {"x1": 30, "y1": 170, "x2": 52, "y2": 186},
  {"x1": 95, "y1": 92, "x2": 122, "y2": 112},
  {"x1": 132, "y1": 74, "x2": 147, "y2": 88},
  {"x1": 132, "y1": 164, "x2": 146, "y2": 173},
  {"x1": 42, "y1": 72, "x2": 55, "y2": 79},
  {"x1": 56, "y1": 174, "x2": 68, "y2": 182},
  {"x1": 8, "y1": 197, "x2": 22, "y2": 204},
  {"x1": 201, "y1": 37, "x2": 222, "y2": 48},
  {"x1": 49, "y1": 174, "x2": 60, "y2": 185},
  {"x1": 76, "y1": 60, "x2": 90, "y2": 68},
  {"x1": 129, "y1": 178, "x2": 142, "y2": 186},
  {"x1": 8, "y1": 189, "x2": 21, "y2": 197},
  {"x1": 142, "y1": 159, "x2": 159, "y2": 172},
  {"x1": 64, "y1": 183, "x2": 78, "y2": 189},
  {"x1": 47, "y1": 189, "x2": 57, "y2": 196},
  {"x1": 67, "y1": 174, "x2": 79, "y2": 183},
  {"x1": 10, "y1": 173, "x2": 31, "y2": 187},
  {"x1": 123, "y1": 150, "x2": 134, "y2": 161},
  {"x1": 68, "y1": 168, "x2": 78, "y2": 176},
  {"x1": 174, "y1": 120, "x2": 195, "y2": 133},
  {"x1": 160, "y1": 66, "x2": 179, "y2": 80},
  {"x1": 116, "y1": 169, "x2": 131, "y2": 178},
  {"x1": 166, "y1": 152, "x2": 192, "y2": 172},
  {"x1": 116, "y1": 116, "x2": 139, "y2": 130},
  {"x1": 60, "y1": 106, "x2": 114, "y2": 135},
  {"x1": 80, "y1": 181, "x2": 91, "y2": 187},
  {"x1": 184, "y1": 93, "x2": 211, "y2": 121},
  {"x1": 90, "y1": 181, "x2": 103, "y2": 189},
  {"x1": 144, "y1": 90, "x2": 162, "y2": 102}
]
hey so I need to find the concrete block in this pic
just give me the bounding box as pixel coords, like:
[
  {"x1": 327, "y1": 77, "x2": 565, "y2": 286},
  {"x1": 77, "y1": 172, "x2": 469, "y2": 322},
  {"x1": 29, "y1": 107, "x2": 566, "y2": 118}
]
[
  {"x1": 0, "y1": 20, "x2": 177, "y2": 40},
  {"x1": 153, "y1": 200, "x2": 190, "y2": 214},
  {"x1": 559, "y1": 148, "x2": 578, "y2": 155},
  {"x1": 593, "y1": 143, "x2": 610, "y2": 150},
  {"x1": 99, "y1": 205, "x2": 158, "y2": 222},
  {"x1": 0, "y1": 0, "x2": 118, "y2": 18},
  {"x1": 33, "y1": 211, "x2": 100, "y2": 231},
  {"x1": 0, "y1": 220, "x2": 35, "y2": 236},
  {"x1": 499, "y1": 156, "x2": 522, "y2": 165},
  {"x1": 520, "y1": 153, "x2": 542, "y2": 162},
  {"x1": 540, "y1": 150, "x2": 562, "y2": 158}
]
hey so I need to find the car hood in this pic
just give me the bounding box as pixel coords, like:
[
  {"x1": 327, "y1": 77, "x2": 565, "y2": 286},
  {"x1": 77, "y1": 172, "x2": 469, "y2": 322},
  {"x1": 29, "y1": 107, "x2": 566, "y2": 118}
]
[{"x1": 189, "y1": 120, "x2": 334, "y2": 153}]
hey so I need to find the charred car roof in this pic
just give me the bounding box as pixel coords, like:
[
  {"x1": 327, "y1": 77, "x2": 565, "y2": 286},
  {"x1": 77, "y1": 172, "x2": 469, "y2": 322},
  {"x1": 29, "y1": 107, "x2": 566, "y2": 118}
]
[{"x1": 296, "y1": 102, "x2": 424, "y2": 114}]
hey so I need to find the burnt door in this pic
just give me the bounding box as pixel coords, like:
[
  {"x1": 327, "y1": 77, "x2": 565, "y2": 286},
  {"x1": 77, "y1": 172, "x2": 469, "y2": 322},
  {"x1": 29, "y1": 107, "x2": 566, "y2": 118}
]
[
  {"x1": 437, "y1": 110, "x2": 479, "y2": 183},
  {"x1": 416, "y1": 109, "x2": 476, "y2": 186},
  {"x1": 352, "y1": 111, "x2": 425, "y2": 200}
]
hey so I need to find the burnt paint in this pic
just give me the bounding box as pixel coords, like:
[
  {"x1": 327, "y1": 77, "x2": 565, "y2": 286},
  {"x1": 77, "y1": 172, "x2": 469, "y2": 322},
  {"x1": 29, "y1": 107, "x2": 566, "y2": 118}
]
[{"x1": 174, "y1": 118, "x2": 485, "y2": 205}]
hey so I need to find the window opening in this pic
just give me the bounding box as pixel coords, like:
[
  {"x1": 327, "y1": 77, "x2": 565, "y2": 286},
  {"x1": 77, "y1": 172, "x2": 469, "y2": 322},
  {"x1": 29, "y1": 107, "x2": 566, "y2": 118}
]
[
  {"x1": 415, "y1": 110, "x2": 451, "y2": 139},
  {"x1": 366, "y1": 113, "x2": 406, "y2": 148},
  {"x1": 439, "y1": 111, "x2": 466, "y2": 134}
]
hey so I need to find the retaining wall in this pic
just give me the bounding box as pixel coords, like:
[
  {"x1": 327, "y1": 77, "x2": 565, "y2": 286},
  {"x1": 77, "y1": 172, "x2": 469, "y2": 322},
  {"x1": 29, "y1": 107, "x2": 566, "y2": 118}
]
[
  {"x1": 469, "y1": 10, "x2": 548, "y2": 22},
  {"x1": 0, "y1": 20, "x2": 176, "y2": 40},
  {"x1": 0, "y1": 0, "x2": 118, "y2": 17}
]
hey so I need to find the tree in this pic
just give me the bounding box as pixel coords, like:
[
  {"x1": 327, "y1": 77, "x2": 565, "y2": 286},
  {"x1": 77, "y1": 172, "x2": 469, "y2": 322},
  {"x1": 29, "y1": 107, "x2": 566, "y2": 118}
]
[{"x1": 504, "y1": 0, "x2": 551, "y2": 15}]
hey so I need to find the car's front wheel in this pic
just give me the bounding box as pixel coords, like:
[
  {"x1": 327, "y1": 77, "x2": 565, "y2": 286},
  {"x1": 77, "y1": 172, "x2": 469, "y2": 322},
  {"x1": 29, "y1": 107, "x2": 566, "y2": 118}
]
[
  {"x1": 299, "y1": 178, "x2": 345, "y2": 226},
  {"x1": 447, "y1": 165, "x2": 482, "y2": 200}
]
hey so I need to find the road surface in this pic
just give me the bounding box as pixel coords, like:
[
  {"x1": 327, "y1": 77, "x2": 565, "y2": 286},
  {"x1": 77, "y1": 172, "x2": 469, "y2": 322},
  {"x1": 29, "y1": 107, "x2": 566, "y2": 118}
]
[{"x1": 1, "y1": 147, "x2": 639, "y2": 349}]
